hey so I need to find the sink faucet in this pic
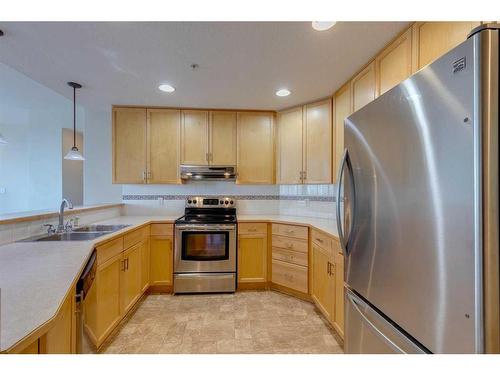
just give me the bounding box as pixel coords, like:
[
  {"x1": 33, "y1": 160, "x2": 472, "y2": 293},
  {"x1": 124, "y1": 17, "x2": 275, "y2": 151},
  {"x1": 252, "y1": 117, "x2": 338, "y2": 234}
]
[{"x1": 58, "y1": 198, "x2": 74, "y2": 232}]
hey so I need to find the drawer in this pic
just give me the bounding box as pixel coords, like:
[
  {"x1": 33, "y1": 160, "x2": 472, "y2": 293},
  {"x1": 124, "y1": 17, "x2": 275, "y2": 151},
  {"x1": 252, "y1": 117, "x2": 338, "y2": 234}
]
[
  {"x1": 311, "y1": 229, "x2": 333, "y2": 254},
  {"x1": 96, "y1": 237, "x2": 124, "y2": 264},
  {"x1": 150, "y1": 223, "x2": 174, "y2": 236},
  {"x1": 272, "y1": 259, "x2": 308, "y2": 293},
  {"x1": 272, "y1": 234, "x2": 308, "y2": 253},
  {"x1": 272, "y1": 247, "x2": 308, "y2": 267},
  {"x1": 238, "y1": 223, "x2": 267, "y2": 235},
  {"x1": 272, "y1": 223, "x2": 308, "y2": 240},
  {"x1": 123, "y1": 226, "x2": 148, "y2": 249}
]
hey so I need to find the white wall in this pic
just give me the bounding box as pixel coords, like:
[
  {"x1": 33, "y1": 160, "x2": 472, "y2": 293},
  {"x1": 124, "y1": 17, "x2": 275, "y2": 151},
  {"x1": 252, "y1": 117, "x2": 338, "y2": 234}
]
[
  {"x1": 0, "y1": 62, "x2": 84, "y2": 214},
  {"x1": 83, "y1": 109, "x2": 122, "y2": 205}
]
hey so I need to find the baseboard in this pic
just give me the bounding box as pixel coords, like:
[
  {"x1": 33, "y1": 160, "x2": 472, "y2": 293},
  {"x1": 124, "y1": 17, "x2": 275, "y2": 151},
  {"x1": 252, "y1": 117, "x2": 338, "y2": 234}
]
[
  {"x1": 147, "y1": 284, "x2": 173, "y2": 294},
  {"x1": 269, "y1": 282, "x2": 311, "y2": 302},
  {"x1": 237, "y1": 281, "x2": 269, "y2": 291}
]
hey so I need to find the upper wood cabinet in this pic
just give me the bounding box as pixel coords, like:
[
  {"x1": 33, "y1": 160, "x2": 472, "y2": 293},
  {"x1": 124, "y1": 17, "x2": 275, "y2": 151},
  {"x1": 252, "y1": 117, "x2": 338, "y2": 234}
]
[
  {"x1": 180, "y1": 110, "x2": 209, "y2": 165},
  {"x1": 333, "y1": 83, "x2": 352, "y2": 183},
  {"x1": 210, "y1": 111, "x2": 237, "y2": 165},
  {"x1": 147, "y1": 109, "x2": 181, "y2": 183},
  {"x1": 277, "y1": 106, "x2": 303, "y2": 184},
  {"x1": 351, "y1": 61, "x2": 376, "y2": 112},
  {"x1": 236, "y1": 112, "x2": 275, "y2": 184},
  {"x1": 376, "y1": 28, "x2": 413, "y2": 96},
  {"x1": 113, "y1": 107, "x2": 147, "y2": 183},
  {"x1": 276, "y1": 99, "x2": 332, "y2": 184},
  {"x1": 412, "y1": 22, "x2": 480, "y2": 72},
  {"x1": 303, "y1": 99, "x2": 332, "y2": 184}
]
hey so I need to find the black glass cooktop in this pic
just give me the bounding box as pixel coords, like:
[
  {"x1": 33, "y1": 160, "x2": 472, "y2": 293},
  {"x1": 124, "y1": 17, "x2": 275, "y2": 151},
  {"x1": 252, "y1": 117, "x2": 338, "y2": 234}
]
[{"x1": 175, "y1": 208, "x2": 237, "y2": 224}]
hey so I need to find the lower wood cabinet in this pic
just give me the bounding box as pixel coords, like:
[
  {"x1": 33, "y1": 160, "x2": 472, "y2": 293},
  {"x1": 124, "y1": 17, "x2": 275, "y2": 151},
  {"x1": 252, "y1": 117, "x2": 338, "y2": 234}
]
[
  {"x1": 85, "y1": 252, "x2": 122, "y2": 347},
  {"x1": 120, "y1": 242, "x2": 142, "y2": 315},
  {"x1": 311, "y1": 243, "x2": 334, "y2": 321},
  {"x1": 238, "y1": 223, "x2": 268, "y2": 284},
  {"x1": 40, "y1": 291, "x2": 76, "y2": 353},
  {"x1": 149, "y1": 235, "x2": 174, "y2": 288},
  {"x1": 140, "y1": 238, "x2": 150, "y2": 293},
  {"x1": 271, "y1": 259, "x2": 308, "y2": 294},
  {"x1": 332, "y1": 240, "x2": 345, "y2": 338}
]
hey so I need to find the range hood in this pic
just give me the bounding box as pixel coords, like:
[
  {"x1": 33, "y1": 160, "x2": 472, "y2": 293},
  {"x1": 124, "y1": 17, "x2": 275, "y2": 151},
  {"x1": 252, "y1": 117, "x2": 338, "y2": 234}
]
[{"x1": 180, "y1": 165, "x2": 237, "y2": 182}]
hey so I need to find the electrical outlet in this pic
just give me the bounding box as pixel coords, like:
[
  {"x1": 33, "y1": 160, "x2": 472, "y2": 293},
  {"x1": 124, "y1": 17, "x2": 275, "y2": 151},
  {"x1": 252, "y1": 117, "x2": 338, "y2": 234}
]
[
  {"x1": 158, "y1": 197, "x2": 164, "y2": 206},
  {"x1": 0, "y1": 187, "x2": 6, "y2": 194}
]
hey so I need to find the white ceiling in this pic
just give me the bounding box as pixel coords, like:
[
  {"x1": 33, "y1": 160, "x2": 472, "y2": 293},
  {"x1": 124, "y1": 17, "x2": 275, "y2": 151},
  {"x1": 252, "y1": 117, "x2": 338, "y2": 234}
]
[{"x1": 0, "y1": 22, "x2": 409, "y2": 112}]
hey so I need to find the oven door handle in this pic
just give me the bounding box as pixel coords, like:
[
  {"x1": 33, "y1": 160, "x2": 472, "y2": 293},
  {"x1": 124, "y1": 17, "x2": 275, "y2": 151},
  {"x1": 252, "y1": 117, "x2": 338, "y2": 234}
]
[{"x1": 176, "y1": 224, "x2": 236, "y2": 231}]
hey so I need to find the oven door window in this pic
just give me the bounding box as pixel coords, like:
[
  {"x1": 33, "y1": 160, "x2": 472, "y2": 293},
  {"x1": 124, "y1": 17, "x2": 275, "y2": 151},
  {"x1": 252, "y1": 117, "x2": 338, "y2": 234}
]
[{"x1": 181, "y1": 231, "x2": 229, "y2": 261}]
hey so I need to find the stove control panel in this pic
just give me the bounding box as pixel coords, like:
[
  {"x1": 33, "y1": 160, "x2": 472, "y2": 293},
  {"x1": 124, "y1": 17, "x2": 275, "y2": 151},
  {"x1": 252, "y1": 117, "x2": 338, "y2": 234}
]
[{"x1": 186, "y1": 196, "x2": 236, "y2": 208}]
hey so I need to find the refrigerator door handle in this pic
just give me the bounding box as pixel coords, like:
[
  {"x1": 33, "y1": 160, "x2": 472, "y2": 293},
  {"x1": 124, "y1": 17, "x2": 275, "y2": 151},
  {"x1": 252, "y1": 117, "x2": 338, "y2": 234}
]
[
  {"x1": 336, "y1": 148, "x2": 355, "y2": 256},
  {"x1": 347, "y1": 291, "x2": 406, "y2": 354}
]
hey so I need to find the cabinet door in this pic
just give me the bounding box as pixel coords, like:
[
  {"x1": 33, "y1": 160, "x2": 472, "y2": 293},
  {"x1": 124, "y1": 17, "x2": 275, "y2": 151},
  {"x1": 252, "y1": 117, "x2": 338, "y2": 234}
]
[
  {"x1": 140, "y1": 238, "x2": 150, "y2": 293},
  {"x1": 40, "y1": 291, "x2": 75, "y2": 354},
  {"x1": 304, "y1": 99, "x2": 332, "y2": 184},
  {"x1": 150, "y1": 235, "x2": 173, "y2": 286},
  {"x1": 412, "y1": 22, "x2": 480, "y2": 71},
  {"x1": 236, "y1": 112, "x2": 274, "y2": 184},
  {"x1": 351, "y1": 61, "x2": 376, "y2": 112},
  {"x1": 84, "y1": 253, "x2": 122, "y2": 346},
  {"x1": 376, "y1": 28, "x2": 413, "y2": 96},
  {"x1": 333, "y1": 242, "x2": 345, "y2": 338},
  {"x1": 147, "y1": 109, "x2": 181, "y2": 183},
  {"x1": 120, "y1": 243, "x2": 142, "y2": 315},
  {"x1": 333, "y1": 83, "x2": 352, "y2": 183},
  {"x1": 238, "y1": 233, "x2": 267, "y2": 283},
  {"x1": 181, "y1": 110, "x2": 209, "y2": 165},
  {"x1": 113, "y1": 107, "x2": 147, "y2": 183},
  {"x1": 311, "y1": 244, "x2": 334, "y2": 320},
  {"x1": 210, "y1": 111, "x2": 237, "y2": 165},
  {"x1": 276, "y1": 106, "x2": 303, "y2": 184}
]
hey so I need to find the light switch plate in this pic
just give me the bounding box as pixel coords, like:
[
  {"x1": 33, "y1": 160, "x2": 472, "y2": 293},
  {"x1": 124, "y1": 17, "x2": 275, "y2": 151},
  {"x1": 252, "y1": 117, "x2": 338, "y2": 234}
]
[{"x1": 0, "y1": 187, "x2": 6, "y2": 194}]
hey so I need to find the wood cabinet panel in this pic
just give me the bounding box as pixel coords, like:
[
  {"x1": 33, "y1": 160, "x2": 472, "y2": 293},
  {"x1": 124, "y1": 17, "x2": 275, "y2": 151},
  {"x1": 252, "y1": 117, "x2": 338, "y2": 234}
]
[
  {"x1": 351, "y1": 61, "x2": 376, "y2": 112},
  {"x1": 333, "y1": 241, "x2": 345, "y2": 338},
  {"x1": 271, "y1": 223, "x2": 308, "y2": 240},
  {"x1": 41, "y1": 291, "x2": 75, "y2": 354},
  {"x1": 123, "y1": 226, "x2": 148, "y2": 250},
  {"x1": 333, "y1": 83, "x2": 351, "y2": 184},
  {"x1": 311, "y1": 229, "x2": 333, "y2": 255},
  {"x1": 238, "y1": 222, "x2": 268, "y2": 235},
  {"x1": 147, "y1": 109, "x2": 181, "y2": 183},
  {"x1": 238, "y1": 233, "x2": 268, "y2": 283},
  {"x1": 272, "y1": 259, "x2": 308, "y2": 293},
  {"x1": 210, "y1": 111, "x2": 237, "y2": 165},
  {"x1": 120, "y1": 243, "x2": 142, "y2": 315},
  {"x1": 96, "y1": 237, "x2": 124, "y2": 265},
  {"x1": 412, "y1": 22, "x2": 480, "y2": 71},
  {"x1": 376, "y1": 28, "x2": 413, "y2": 96},
  {"x1": 150, "y1": 235, "x2": 173, "y2": 286},
  {"x1": 150, "y1": 223, "x2": 174, "y2": 236},
  {"x1": 303, "y1": 99, "x2": 332, "y2": 184},
  {"x1": 140, "y1": 238, "x2": 150, "y2": 294},
  {"x1": 272, "y1": 247, "x2": 308, "y2": 267},
  {"x1": 277, "y1": 106, "x2": 303, "y2": 184},
  {"x1": 271, "y1": 234, "x2": 308, "y2": 253},
  {"x1": 113, "y1": 108, "x2": 147, "y2": 183},
  {"x1": 236, "y1": 112, "x2": 274, "y2": 184},
  {"x1": 311, "y1": 244, "x2": 334, "y2": 320},
  {"x1": 181, "y1": 110, "x2": 209, "y2": 165},
  {"x1": 85, "y1": 253, "x2": 122, "y2": 347}
]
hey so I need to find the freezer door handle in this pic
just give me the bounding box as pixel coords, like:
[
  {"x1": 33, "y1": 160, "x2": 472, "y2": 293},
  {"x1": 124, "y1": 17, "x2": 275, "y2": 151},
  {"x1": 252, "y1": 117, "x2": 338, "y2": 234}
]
[{"x1": 347, "y1": 291, "x2": 415, "y2": 354}]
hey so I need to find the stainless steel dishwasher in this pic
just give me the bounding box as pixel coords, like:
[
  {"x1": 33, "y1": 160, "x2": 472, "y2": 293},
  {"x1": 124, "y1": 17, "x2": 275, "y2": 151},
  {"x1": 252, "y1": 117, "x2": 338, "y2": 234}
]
[{"x1": 75, "y1": 250, "x2": 96, "y2": 354}]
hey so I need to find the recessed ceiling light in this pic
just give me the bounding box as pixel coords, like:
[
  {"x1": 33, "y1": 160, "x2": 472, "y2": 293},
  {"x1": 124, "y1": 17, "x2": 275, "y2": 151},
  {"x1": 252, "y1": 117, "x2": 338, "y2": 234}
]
[
  {"x1": 158, "y1": 84, "x2": 175, "y2": 93},
  {"x1": 276, "y1": 89, "x2": 291, "y2": 97},
  {"x1": 311, "y1": 21, "x2": 336, "y2": 31}
]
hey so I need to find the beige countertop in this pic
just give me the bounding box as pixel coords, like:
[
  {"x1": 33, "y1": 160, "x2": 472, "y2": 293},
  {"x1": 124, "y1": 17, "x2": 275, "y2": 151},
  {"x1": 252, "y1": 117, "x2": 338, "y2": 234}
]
[{"x1": 0, "y1": 214, "x2": 337, "y2": 352}]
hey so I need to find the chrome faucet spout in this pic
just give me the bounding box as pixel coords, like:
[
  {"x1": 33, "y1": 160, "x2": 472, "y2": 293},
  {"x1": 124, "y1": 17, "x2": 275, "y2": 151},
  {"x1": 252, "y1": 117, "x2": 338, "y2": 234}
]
[{"x1": 58, "y1": 198, "x2": 74, "y2": 232}]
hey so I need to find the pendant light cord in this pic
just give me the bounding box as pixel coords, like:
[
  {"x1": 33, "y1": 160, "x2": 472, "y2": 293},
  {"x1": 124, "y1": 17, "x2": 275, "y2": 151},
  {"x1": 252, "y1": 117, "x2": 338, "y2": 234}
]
[{"x1": 73, "y1": 85, "x2": 76, "y2": 148}]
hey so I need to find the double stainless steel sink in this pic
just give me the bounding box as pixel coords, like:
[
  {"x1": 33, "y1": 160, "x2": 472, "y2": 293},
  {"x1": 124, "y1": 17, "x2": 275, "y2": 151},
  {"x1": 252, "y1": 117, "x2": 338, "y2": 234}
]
[{"x1": 23, "y1": 224, "x2": 130, "y2": 242}]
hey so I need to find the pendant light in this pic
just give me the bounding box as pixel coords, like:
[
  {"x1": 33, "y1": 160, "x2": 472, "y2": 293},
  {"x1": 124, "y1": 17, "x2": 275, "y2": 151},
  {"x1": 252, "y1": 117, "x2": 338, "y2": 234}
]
[{"x1": 64, "y1": 81, "x2": 84, "y2": 160}]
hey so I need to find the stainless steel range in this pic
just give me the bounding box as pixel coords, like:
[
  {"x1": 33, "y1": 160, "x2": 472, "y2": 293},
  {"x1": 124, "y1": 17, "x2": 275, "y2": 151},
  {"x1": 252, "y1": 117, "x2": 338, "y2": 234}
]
[{"x1": 174, "y1": 196, "x2": 237, "y2": 293}]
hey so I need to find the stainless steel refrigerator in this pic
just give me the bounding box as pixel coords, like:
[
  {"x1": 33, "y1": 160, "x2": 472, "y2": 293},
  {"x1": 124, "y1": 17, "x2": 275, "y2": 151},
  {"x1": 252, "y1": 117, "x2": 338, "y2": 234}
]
[{"x1": 337, "y1": 24, "x2": 499, "y2": 354}]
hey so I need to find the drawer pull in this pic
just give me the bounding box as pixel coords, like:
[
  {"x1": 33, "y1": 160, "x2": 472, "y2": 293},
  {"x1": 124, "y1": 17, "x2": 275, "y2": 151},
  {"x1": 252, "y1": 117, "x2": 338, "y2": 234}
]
[
  {"x1": 285, "y1": 243, "x2": 294, "y2": 249},
  {"x1": 248, "y1": 228, "x2": 257, "y2": 232},
  {"x1": 285, "y1": 230, "x2": 295, "y2": 234}
]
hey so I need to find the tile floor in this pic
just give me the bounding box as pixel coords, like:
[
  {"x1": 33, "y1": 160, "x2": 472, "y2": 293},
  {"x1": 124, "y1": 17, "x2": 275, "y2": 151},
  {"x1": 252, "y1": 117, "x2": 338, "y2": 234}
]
[{"x1": 95, "y1": 290, "x2": 344, "y2": 354}]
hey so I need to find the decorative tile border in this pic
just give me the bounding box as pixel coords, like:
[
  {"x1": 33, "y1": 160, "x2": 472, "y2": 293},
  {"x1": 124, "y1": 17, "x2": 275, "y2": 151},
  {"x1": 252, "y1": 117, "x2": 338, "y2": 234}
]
[{"x1": 122, "y1": 194, "x2": 335, "y2": 202}]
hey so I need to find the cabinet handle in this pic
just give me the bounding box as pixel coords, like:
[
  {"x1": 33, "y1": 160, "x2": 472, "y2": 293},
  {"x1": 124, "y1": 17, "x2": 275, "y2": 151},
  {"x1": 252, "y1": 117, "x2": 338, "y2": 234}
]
[
  {"x1": 303, "y1": 171, "x2": 307, "y2": 181},
  {"x1": 121, "y1": 259, "x2": 126, "y2": 272},
  {"x1": 327, "y1": 262, "x2": 330, "y2": 275},
  {"x1": 285, "y1": 229, "x2": 295, "y2": 234},
  {"x1": 147, "y1": 171, "x2": 152, "y2": 179},
  {"x1": 331, "y1": 263, "x2": 336, "y2": 275},
  {"x1": 285, "y1": 243, "x2": 293, "y2": 249},
  {"x1": 125, "y1": 258, "x2": 129, "y2": 271},
  {"x1": 142, "y1": 170, "x2": 147, "y2": 182}
]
